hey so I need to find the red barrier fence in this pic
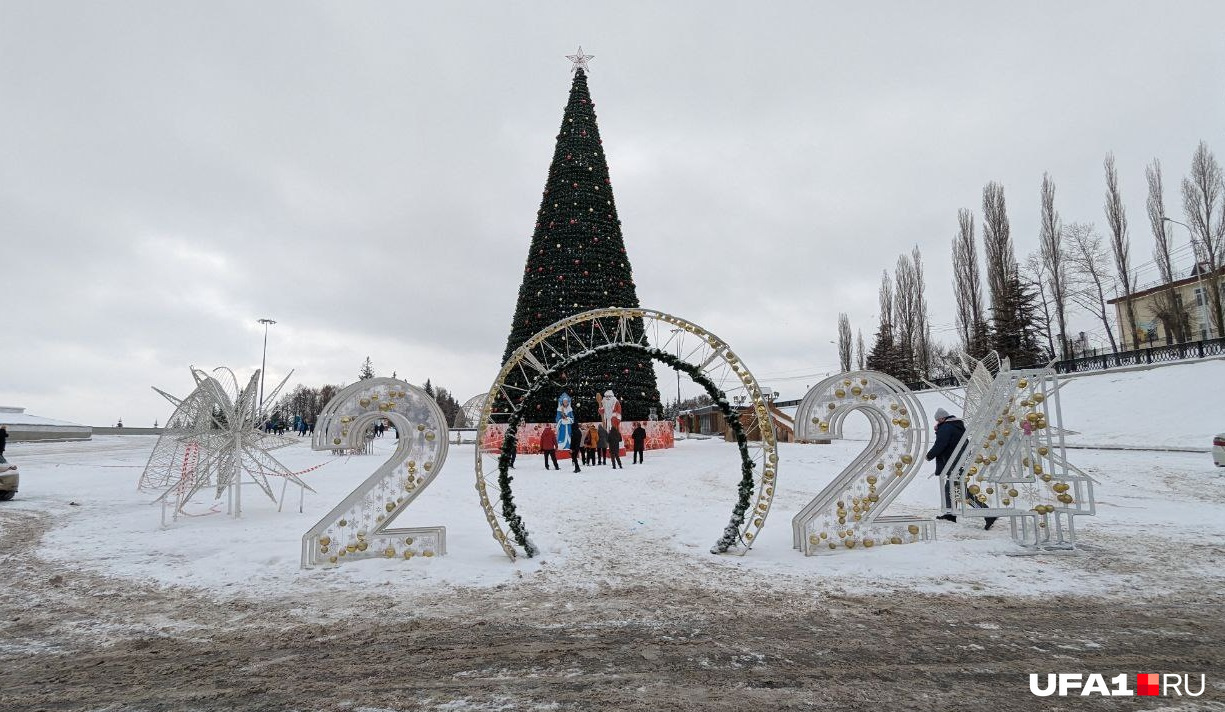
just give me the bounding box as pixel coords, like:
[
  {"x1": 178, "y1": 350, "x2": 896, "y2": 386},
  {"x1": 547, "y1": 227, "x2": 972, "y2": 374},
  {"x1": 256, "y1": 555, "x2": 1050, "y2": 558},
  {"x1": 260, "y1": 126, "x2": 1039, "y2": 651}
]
[{"x1": 481, "y1": 420, "x2": 674, "y2": 457}]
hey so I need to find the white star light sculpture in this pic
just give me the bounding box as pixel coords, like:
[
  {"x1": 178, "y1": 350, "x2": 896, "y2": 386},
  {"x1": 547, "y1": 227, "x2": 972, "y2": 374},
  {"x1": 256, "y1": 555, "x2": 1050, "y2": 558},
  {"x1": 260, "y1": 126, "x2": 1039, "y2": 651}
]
[
  {"x1": 139, "y1": 366, "x2": 313, "y2": 518},
  {"x1": 566, "y1": 46, "x2": 593, "y2": 73}
]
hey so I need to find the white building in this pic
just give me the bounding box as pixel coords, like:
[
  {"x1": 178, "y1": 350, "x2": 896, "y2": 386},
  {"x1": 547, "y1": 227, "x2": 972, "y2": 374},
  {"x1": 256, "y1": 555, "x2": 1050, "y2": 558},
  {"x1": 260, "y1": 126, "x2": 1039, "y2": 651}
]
[{"x1": 0, "y1": 406, "x2": 91, "y2": 441}]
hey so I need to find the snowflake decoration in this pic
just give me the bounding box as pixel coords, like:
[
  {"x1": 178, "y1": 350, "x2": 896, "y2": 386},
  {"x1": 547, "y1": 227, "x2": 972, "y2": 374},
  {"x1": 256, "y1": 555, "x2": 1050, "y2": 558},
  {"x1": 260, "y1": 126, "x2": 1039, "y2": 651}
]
[{"x1": 139, "y1": 366, "x2": 313, "y2": 509}]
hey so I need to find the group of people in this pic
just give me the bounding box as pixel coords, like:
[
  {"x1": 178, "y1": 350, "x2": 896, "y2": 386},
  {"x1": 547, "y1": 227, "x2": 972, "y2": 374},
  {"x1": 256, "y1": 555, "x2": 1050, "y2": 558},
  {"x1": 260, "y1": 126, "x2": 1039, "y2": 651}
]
[{"x1": 536, "y1": 420, "x2": 648, "y2": 473}]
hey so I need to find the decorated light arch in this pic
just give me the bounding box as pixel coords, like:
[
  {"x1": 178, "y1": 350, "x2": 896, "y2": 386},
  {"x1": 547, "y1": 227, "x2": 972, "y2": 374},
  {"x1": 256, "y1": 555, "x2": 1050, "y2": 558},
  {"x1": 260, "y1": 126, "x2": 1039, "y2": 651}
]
[{"x1": 474, "y1": 307, "x2": 780, "y2": 561}]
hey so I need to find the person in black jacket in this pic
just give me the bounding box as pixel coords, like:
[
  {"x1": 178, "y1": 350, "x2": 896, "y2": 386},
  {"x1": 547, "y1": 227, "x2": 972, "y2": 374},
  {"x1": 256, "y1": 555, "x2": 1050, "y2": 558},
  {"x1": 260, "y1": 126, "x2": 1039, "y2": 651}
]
[
  {"x1": 926, "y1": 408, "x2": 996, "y2": 530},
  {"x1": 0, "y1": 425, "x2": 8, "y2": 463},
  {"x1": 606, "y1": 425, "x2": 623, "y2": 469},
  {"x1": 630, "y1": 422, "x2": 647, "y2": 464},
  {"x1": 569, "y1": 426, "x2": 582, "y2": 473}
]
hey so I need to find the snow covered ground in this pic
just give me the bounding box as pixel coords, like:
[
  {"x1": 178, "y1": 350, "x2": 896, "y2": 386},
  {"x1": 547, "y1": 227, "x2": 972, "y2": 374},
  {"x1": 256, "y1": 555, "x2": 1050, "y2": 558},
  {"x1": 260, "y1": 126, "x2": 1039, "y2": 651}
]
[{"x1": 3, "y1": 358, "x2": 1222, "y2": 613}]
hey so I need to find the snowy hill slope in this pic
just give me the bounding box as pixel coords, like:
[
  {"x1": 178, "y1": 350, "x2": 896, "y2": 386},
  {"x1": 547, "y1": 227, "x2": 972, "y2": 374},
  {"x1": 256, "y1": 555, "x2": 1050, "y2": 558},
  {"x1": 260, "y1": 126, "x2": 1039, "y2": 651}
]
[
  {"x1": 783, "y1": 358, "x2": 1224, "y2": 450},
  {"x1": 912, "y1": 358, "x2": 1224, "y2": 451}
]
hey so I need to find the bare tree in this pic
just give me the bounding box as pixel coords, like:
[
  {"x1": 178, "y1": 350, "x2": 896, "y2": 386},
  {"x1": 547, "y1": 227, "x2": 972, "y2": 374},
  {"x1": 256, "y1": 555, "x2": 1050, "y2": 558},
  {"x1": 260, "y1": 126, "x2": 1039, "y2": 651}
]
[
  {"x1": 1147, "y1": 159, "x2": 1190, "y2": 343},
  {"x1": 911, "y1": 246, "x2": 931, "y2": 378},
  {"x1": 879, "y1": 271, "x2": 894, "y2": 336},
  {"x1": 952, "y1": 208, "x2": 988, "y2": 356},
  {"x1": 1023, "y1": 251, "x2": 1056, "y2": 357},
  {"x1": 855, "y1": 329, "x2": 865, "y2": 370},
  {"x1": 982, "y1": 181, "x2": 1045, "y2": 364},
  {"x1": 893, "y1": 253, "x2": 919, "y2": 381},
  {"x1": 1181, "y1": 140, "x2": 1225, "y2": 337},
  {"x1": 837, "y1": 313, "x2": 853, "y2": 372},
  {"x1": 867, "y1": 271, "x2": 900, "y2": 377},
  {"x1": 1039, "y1": 173, "x2": 1070, "y2": 359},
  {"x1": 982, "y1": 182, "x2": 1015, "y2": 315},
  {"x1": 1104, "y1": 153, "x2": 1137, "y2": 343},
  {"x1": 1065, "y1": 222, "x2": 1118, "y2": 353}
]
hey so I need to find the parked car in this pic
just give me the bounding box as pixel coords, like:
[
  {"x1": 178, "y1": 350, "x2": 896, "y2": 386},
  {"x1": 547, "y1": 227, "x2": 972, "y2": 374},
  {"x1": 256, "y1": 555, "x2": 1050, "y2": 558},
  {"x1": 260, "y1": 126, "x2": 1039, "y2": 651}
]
[
  {"x1": 0, "y1": 461, "x2": 17, "y2": 501},
  {"x1": 1215, "y1": 433, "x2": 1225, "y2": 467}
]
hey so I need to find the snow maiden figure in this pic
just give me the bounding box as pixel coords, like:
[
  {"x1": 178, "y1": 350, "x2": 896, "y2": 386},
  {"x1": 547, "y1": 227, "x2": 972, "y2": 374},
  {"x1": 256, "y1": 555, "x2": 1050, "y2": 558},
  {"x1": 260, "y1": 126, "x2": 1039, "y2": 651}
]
[{"x1": 555, "y1": 392, "x2": 574, "y2": 452}]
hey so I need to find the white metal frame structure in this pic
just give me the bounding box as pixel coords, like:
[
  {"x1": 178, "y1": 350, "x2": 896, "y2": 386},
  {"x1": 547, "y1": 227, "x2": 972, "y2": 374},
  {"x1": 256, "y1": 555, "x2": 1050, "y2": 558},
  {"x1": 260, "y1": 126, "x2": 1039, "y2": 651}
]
[
  {"x1": 792, "y1": 371, "x2": 934, "y2": 554},
  {"x1": 941, "y1": 366, "x2": 1097, "y2": 550},
  {"x1": 140, "y1": 366, "x2": 308, "y2": 520},
  {"x1": 301, "y1": 378, "x2": 450, "y2": 567},
  {"x1": 474, "y1": 307, "x2": 779, "y2": 561},
  {"x1": 460, "y1": 394, "x2": 487, "y2": 429}
]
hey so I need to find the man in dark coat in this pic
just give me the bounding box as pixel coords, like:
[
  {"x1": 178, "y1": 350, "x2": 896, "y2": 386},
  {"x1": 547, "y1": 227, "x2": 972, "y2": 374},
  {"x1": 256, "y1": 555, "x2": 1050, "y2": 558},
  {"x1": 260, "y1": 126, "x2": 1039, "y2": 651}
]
[
  {"x1": 0, "y1": 425, "x2": 8, "y2": 462},
  {"x1": 596, "y1": 423, "x2": 608, "y2": 465},
  {"x1": 569, "y1": 425, "x2": 582, "y2": 473},
  {"x1": 606, "y1": 425, "x2": 623, "y2": 469},
  {"x1": 631, "y1": 422, "x2": 647, "y2": 464},
  {"x1": 926, "y1": 408, "x2": 995, "y2": 530}
]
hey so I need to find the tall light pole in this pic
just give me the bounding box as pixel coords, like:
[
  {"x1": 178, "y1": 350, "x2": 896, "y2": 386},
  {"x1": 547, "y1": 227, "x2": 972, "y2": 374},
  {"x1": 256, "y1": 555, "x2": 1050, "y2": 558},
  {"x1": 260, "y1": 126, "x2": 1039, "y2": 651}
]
[
  {"x1": 1162, "y1": 217, "x2": 1210, "y2": 340},
  {"x1": 669, "y1": 327, "x2": 682, "y2": 412},
  {"x1": 258, "y1": 318, "x2": 277, "y2": 423}
]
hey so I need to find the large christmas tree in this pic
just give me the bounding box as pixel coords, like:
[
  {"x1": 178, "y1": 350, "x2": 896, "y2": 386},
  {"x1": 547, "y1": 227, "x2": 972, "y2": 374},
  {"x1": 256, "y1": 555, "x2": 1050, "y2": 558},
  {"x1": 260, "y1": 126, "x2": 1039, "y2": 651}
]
[{"x1": 496, "y1": 55, "x2": 662, "y2": 424}]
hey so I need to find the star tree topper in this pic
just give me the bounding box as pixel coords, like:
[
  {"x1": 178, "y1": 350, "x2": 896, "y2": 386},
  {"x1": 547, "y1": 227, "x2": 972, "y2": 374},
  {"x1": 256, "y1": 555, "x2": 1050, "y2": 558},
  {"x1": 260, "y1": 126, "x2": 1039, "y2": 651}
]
[{"x1": 566, "y1": 46, "x2": 593, "y2": 73}]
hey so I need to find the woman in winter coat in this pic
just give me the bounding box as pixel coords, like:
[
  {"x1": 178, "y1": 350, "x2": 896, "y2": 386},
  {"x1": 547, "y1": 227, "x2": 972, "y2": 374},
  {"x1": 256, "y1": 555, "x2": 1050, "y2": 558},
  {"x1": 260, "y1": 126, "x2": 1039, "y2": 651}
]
[
  {"x1": 584, "y1": 425, "x2": 599, "y2": 464},
  {"x1": 540, "y1": 424, "x2": 559, "y2": 470}
]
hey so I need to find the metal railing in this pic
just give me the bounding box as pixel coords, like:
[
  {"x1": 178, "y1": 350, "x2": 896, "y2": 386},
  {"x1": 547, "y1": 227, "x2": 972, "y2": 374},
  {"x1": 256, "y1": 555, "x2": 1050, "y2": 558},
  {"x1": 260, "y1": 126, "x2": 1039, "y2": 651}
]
[
  {"x1": 1051, "y1": 337, "x2": 1225, "y2": 374},
  {"x1": 774, "y1": 340, "x2": 1225, "y2": 402}
]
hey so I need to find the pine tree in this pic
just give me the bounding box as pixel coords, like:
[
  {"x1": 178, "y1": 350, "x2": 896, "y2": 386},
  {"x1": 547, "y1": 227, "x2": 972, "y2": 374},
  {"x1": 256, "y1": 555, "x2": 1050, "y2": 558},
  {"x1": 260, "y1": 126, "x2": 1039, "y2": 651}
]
[
  {"x1": 423, "y1": 379, "x2": 435, "y2": 398},
  {"x1": 358, "y1": 357, "x2": 375, "y2": 381},
  {"x1": 495, "y1": 66, "x2": 661, "y2": 423}
]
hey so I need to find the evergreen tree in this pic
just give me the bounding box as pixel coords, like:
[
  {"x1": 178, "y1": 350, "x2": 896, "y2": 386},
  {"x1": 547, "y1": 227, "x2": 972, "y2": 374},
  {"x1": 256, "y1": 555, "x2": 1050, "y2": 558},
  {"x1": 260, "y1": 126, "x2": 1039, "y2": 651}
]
[
  {"x1": 423, "y1": 379, "x2": 435, "y2": 398},
  {"x1": 993, "y1": 274, "x2": 1048, "y2": 366},
  {"x1": 358, "y1": 357, "x2": 375, "y2": 381},
  {"x1": 495, "y1": 66, "x2": 661, "y2": 423},
  {"x1": 866, "y1": 270, "x2": 906, "y2": 380},
  {"x1": 981, "y1": 182, "x2": 1046, "y2": 366},
  {"x1": 866, "y1": 324, "x2": 898, "y2": 376}
]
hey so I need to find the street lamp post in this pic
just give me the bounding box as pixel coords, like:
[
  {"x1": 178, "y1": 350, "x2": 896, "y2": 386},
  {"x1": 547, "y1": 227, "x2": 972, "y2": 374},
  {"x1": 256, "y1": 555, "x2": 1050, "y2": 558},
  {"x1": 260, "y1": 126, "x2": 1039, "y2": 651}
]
[
  {"x1": 258, "y1": 318, "x2": 277, "y2": 425},
  {"x1": 1162, "y1": 217, "x2": 1210, "y2": 340},
  {"x1": 669, "y1": 327, "x2": 682, "y2": 410}
]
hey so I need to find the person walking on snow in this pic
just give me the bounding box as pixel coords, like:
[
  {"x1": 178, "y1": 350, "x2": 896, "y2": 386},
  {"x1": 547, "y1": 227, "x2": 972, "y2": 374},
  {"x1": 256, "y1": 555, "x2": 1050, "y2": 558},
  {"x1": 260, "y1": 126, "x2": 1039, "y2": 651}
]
[
  {"x1": 926, "y1": 407, "x2": 995, "y2": 530},
  {"x1": 631, "y1": 422, "x2": 647, "y2": 464},
  {"x1": 596, "y1": 422, "x2": 608, "y2": 465},
  {"x1": 569, "y1": 426, "x2": 582, "y2": 473},
  {"x1": 606, "y1": 424, "x2": 623, "y2": 469},
  {"x1": 540, "y1": 424, "x2": 559, "y2": 470}
]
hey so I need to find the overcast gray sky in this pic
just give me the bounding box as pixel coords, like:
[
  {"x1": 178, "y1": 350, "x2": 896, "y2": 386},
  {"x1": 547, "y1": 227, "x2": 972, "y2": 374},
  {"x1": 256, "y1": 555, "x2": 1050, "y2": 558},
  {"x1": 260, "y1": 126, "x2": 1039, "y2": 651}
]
[{"x1": 2, "y1": 1, "x2": 1223, "y2": 426}]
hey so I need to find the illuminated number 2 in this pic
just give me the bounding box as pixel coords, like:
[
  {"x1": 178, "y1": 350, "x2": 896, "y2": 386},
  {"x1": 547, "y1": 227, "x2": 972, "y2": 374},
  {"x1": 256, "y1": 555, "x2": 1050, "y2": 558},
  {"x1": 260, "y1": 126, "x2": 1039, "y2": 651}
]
[
  {"x1": 301, "y1": 378, "x2": 449, "y2": 567},
  {"x1": 791, "y1": 371, "x2": 935, "y2": 554}
]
